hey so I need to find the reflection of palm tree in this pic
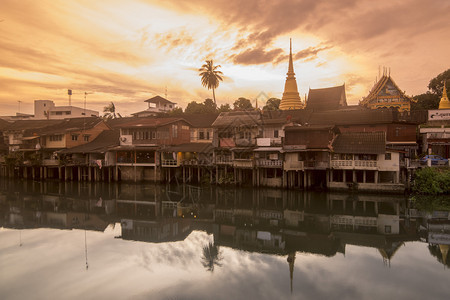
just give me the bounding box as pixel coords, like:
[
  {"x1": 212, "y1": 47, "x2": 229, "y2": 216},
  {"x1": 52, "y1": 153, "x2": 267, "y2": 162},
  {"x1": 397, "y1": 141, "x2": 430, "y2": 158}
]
[
  {"x1": 199, "y1": 60, "x2": 223, "y2": 107},
  {"x1": 201, "y1": 242, "x2": 223, "y2": 272}
]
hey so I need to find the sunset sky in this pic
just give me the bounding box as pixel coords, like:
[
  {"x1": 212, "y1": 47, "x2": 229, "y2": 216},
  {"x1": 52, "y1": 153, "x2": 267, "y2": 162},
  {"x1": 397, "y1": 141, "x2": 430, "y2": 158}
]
[{"x1": 1, "y1": 0, "x2": 449, "y2": 117}]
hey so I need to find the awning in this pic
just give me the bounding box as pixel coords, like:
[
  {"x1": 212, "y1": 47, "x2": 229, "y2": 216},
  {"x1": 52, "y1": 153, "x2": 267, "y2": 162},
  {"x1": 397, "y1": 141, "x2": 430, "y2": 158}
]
[
  {"x1": 253, "y1": 147, "x2": 283, "y2": 152},
  {"x1": 110, "y1": 145, "x2": 159, "y2": 151},
  {"x1": 22, "y1": 136, "x2": 40, "y2": 140}
]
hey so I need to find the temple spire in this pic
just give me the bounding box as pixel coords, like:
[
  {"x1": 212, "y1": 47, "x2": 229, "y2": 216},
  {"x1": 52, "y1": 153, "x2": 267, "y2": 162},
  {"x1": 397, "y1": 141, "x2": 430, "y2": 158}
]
[
  {"x1": 280, "y1": 39, "x2": 303, "y2": 110},
  {"x1": 439, "y1": 80, "x2": 450, "y2": 109}
]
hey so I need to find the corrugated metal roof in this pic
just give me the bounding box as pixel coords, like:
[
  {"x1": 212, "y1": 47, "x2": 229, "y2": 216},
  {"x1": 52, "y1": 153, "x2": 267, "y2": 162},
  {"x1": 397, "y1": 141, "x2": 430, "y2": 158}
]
[
  {"x1": 144, "y1": 95, "x2": 176, "y2": 104},
  {"x1": 60, "y1": 130, "x2": 120, "y2": 154},
  {"x1": 332, "y1": 132, "x2": 386, "y2": 154},
  {"x1": 118, "y1": 117, "x2": 190, "y2": 128},
  {"x1": 166, "y1": 143, "x2": 214, "y2": 153},
  {"x1": 212, "y1": 111, "x2": 262, "y2": 127}
]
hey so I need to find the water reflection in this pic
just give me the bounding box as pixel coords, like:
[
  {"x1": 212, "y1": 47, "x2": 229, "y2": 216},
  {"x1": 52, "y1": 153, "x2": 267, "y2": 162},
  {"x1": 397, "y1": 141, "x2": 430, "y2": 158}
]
[{"x1": 0, "y1": 179, "x2": 449, "y2": 299}]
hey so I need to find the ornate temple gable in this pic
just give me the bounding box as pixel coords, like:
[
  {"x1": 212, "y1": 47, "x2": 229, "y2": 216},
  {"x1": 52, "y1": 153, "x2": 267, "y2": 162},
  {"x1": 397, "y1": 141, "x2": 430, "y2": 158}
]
[{"x1": 360, "y1": 75, "x2": 413, "y2": 112}]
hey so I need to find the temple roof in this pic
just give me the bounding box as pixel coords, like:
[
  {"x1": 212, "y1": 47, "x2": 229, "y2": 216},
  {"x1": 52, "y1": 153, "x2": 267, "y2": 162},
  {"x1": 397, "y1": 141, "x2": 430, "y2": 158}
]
[
  {"x1": 306, "y1": 85, "x2": 347, "y2": 111},
  {"x1": 361, "y1": 75, "x2": 413, "y2": 105}
]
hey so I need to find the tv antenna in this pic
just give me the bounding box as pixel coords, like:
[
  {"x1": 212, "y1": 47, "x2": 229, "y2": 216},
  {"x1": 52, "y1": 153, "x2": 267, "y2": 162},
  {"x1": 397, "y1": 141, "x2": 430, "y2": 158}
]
[
  {"x1": 84, "y1": 92, "x2": 94, "y2": 113},
  {"x1": 68, "y1": 89, "x2": 72, "y2": 106}
]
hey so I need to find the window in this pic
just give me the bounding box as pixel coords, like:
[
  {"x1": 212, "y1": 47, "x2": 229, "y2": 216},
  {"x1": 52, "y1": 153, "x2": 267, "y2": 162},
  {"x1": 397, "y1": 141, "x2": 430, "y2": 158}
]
[
  {"x1": 152, "y1": 131, "x2": 156, "y2": 139},
  {"x1": 199, "y1": 131, "x2": 205, "y2": 140},
  {"x1": 385, "y1": 153, "x2": 391, "y2": 160},
  {"x1": 385, "y1": 225, "x2": 391, "y2": 234},
  {"x1": 274, "y1": 130, "x2": 279, "y2": 138},
  {"x1": 83, "y1": 135, "x2": 90, "y2": 142},
  {"x1": 206, "y1": 131, "x2": 210, "y2": 140},
  {"x1": 71, "y1": 134, "x2": 78, "y2": 141},
  {"x1": 172, "y1": 125, "x2": 178, "y2": 138},
  {"x1": 50, "y1": 135, "x2": 63, "y2": 142}
]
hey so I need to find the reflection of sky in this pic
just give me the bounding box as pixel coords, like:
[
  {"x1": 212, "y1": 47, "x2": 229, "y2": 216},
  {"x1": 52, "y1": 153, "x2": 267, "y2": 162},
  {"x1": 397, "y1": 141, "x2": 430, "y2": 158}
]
[{"x1": 0, "y1": 228, "x2": 449, "y2": 300}]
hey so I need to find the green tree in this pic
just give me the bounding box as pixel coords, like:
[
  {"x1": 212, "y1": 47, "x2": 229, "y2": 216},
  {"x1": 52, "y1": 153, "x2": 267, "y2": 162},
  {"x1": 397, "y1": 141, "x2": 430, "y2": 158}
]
[
  {"x1": 199, "y1": 60, "x2": 223, "y2": 106},
  {"x1": 263, "y1": 98, "x2": 281, "y2": 111},
  {"x1": 185, "y1": 101, "x2": 205, "y2": 114},
  {"x1": 428, "y1": 69, "x2": 450, "y2": 97},
  {"x1": 168, "y1": 107, "x2": 183, "y2": 116},
  {"x1": 233, "y1": 97, "x2": 253, "y2": 110},
  {"x1": 184, "y1": 99, "x2": 218, "y2": 114},
  {"x1": 412, "y1": 92, "x2": 440, "y2": 111},
  {"x1": 218, "y1": 103, "x2": 232, "y2": 112},
  {"x1": 203, "y1": 98, "x2": 217, "y2": 113}
]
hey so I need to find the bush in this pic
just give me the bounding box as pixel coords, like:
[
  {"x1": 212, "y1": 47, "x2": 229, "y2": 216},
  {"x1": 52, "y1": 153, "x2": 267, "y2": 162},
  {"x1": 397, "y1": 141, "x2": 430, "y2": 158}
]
[{"x1": 412, "y1": 167, "x2": 450, "y2": 195}]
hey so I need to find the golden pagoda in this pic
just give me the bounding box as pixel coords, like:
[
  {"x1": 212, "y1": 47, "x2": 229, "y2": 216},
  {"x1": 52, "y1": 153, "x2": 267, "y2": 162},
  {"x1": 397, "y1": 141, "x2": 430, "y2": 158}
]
[
  {"x1": 438, "y1": 81, "x2": 450, "y2": 109},
  {"x1": 279, "y1": 39, "x2": 303, "y2": 110}
]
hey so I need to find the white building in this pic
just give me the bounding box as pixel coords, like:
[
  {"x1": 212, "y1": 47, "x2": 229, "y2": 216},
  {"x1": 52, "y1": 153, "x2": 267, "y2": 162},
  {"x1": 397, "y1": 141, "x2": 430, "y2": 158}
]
[
  {"x1": 131, "y1": 96, "x2": 177, "y2": 117},
  {"x1": 34, "y1": 100, "x2": 99, "y2": 120}
]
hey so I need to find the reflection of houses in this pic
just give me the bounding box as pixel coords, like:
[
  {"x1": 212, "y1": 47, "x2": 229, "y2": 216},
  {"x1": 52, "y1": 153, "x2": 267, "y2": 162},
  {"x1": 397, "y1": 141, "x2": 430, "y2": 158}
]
[
  {"x1": 120, "y1": 218, "x2": 192, "y2": 243},
  {"x1": 360, "y1": 73, "x2": 414, "y2": 112},
  {"x1": 131, "y1": 96, "x2": 177, "y2": 117}
]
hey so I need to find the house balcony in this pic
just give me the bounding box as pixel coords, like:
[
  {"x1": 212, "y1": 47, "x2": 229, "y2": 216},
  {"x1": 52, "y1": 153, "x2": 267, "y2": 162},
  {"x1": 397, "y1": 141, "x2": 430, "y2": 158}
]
[
  {"x1": 283, "y1": 160, "x2": 304, "y2": 171},
  {"x1": 42, "y1": 159, "x2": 60, "y2": 166},
  {"x1": 233, "y1": 159, "x2": 254, "y2": 168},
  {"x1": 161, "y1": 159, "x2": 179, "y2": 167},
  {"x1": 331, "y1": 160, "x2": 377, "y2": 169},
  {"x1": 256, "y1": 159, "x2": 283, "y2": 168},
  {"x1": 235, "y1": 138, "x2": 255, "y2": 147},
  {"x1": 216, "y1": 156, "x2": 233, "y2": 165},
  {"x1": 304, "y1": 160, "x2": 329, "y2": 169}
]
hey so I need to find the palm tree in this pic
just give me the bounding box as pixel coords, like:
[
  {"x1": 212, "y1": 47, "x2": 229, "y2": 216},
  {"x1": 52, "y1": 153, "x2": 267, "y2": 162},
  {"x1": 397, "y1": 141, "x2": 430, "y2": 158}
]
[
  {"x1": 199, "y1": 60, "x2": 223, "y2": 106},
  {"x1": 103, "y1": 102, "x2": 120, "y2": 119}
]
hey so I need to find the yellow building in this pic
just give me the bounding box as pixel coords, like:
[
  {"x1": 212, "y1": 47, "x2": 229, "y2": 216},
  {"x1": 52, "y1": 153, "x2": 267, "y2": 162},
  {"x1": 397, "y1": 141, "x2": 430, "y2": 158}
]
[{"x1": 360, "y1": 73, "x2": 413, "y2": 112}]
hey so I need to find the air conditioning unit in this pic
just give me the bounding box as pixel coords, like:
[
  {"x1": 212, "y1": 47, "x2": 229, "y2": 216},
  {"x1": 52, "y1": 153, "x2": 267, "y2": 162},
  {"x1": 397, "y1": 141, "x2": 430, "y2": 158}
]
[{"x1": 119, "y1": 135, "x2": 132, "y2": 146}]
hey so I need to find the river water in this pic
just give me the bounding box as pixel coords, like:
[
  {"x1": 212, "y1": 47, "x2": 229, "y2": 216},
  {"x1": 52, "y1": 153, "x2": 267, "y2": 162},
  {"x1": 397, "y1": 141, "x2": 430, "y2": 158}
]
[{"x1": 0, "y1": 179, "x2": 449, "y2": 300}]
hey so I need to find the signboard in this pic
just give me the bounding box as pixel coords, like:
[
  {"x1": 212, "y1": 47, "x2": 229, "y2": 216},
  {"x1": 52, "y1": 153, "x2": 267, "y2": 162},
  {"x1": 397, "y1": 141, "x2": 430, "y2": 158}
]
[{"x1": 429, "y1": 109, "x2": 450, "y2": 121}]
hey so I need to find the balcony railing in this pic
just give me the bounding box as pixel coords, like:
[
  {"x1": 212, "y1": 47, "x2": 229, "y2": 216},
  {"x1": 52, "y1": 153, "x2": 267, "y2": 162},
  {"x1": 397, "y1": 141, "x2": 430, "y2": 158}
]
[
  {"x1": 256, "y1": 159, "x2": 283, "y2": 168},
  {"x1": 233, "y1": 159, "x2": 254, "y2": 168},
  {"x1": 42, "y1": 159, "x2": 60, "y2": 166},
  {"x1": 331, "y1": 160, "x2": 377, "y2": 169},
  {"x1": 305, "y1": 161, "x2": 329, "y2": 169},
  {"x1": 216, "y1": 156, "x2": 233, "y2": 165},
  {"x1": 283, "y1": 160, "x2": 304, "y2": 171},
  {"x1": 161, "y1": 159, "x2": 178, "y2": 167}
]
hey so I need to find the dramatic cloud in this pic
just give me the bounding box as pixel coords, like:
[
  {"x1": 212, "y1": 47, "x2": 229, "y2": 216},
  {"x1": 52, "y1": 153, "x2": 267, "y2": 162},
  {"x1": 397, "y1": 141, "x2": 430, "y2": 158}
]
[{"x1": 0, "y1": 0, "x2": 449, "y2": 116}]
